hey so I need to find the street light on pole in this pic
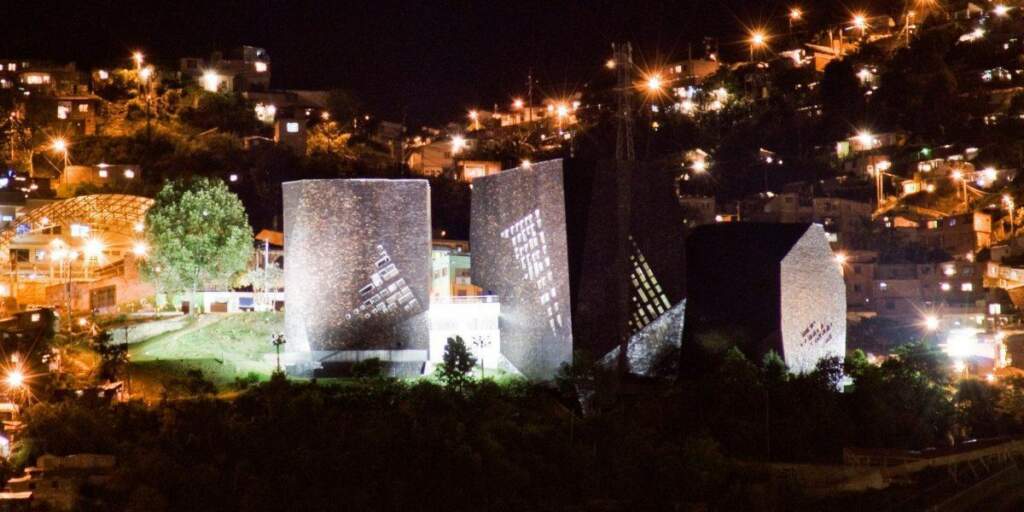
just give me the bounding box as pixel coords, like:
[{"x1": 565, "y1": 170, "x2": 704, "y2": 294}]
[
  {"x1": 852, "y1": 13, "x2": 868, "y2": 37},
  {"x1": 50, "y1": 137, "x2": 69, "y2": 184},
  {"x1": 749, "y1": 30, "x2": 768, "y2": 61},
  {"x1": 50, "y1": 242, "x2": 77, "y2": 332},
  {"x1": 139, "y1": 66, "x2": 154, "y2": 138},
  {"x1": 272, "y1": 333, "x2": 287, "y2": 374},
  {"x1": 645, "y1": 74, "x2": 664, "y2": 93},
  {"x1": 789, "y1": 7, "x2": 803, "y2": 31}
]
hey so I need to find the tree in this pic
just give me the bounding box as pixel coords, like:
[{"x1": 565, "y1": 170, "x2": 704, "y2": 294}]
[
  {"x1": 179, "y1": 92, "x2": 260, "y2": 135},
  {"x1": 234, "y1": 265, "x2": 283, "y2": 297},
  {"x1": 93, "y1": 330, "x2": 128, "y2": 382},
  {"x1": 955, "y1": 378, "x2": 1006, "y2": 438},
  {"x1": 893, "y1": 341, "x2": 951, "y2": 385},
  {"x1": 435, "y1": 336, "x2": 476, "y2": 391},
  {"x1": 819, "y1": 59, "x2": 862, "y2": 139},
  {"x1": 143, "y1": 178, "x2": 253, "y2": 313},
  {"x1": 555, "y1": 350, "x2": 619, "y2": 415},
  {"x1": 306, "y1": 121, "x2": 353, "y2": 158}
]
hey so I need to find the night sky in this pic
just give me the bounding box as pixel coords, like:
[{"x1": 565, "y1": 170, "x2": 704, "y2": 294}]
[{"x1": 3, "y1": 0, "x2": 897, "y2": 126}]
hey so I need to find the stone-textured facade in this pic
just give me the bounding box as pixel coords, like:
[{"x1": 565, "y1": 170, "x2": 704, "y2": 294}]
[
  {"x1": 683, "y1": 223, "x2": 846, "y2": 374},
  {"x1": 779, "y1": 225, "x2": 846, "y2": 373},
  {"x1": 471, "y1": 159, "x2": 687, "y2": 379},
  {"x1": 602, "y1": 300, "x2": 686, "y2": 376},
  {"x1": 470, "y1": 162, "x2": 573, "y2": 379},
  {"x1": 283, "y1": 179, "x2": 431, "y2": 352}
]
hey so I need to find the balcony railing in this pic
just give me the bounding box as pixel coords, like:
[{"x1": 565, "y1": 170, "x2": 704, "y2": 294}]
[{"x1": 430, "y1": 295, "x2": 499, "y2": 305}]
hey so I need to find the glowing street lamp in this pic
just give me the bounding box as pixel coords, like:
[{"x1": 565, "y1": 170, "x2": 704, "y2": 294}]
[
  {"x1": 83, "y1": 238, "x2": 104, "y2": 259},
  {"x1": 5, "y1": 369, "x2": 23, "y2": 389},
  {"x1": 132, "y1": 241, "x2": 148, "y2": 257},
  {"x1": 451, "y1": 135, "x2": 467, "y2": 154},
  {"x1": 994, "y1": 4, "x2": 1010, "y2": 17},
  {"x1": 691, "y1": 159, "x2": 708, "y2": 173},
  {"x1": 201, "y1": 70, "x2": 220, "y2": 93},
  {"x1": 50, "y1": 137, "x2": 67, "y2": 154},
  {"x1": 789, "y1": 8, "x2": 803, "y2": 21},
  {"x1": 924, "y1": 314, "x2": 940, "y2": 331},
  {"x1": 512, "y1": 98, "x2": 524, "y2": 110},
  {"x1": 749, "y1": 30, "x2": 768, "y2": 61},
  {"x1": 139, "y1": 66, "x2": 153, "y2": 82},
  {"x1": 645, "y1": 74, "x2": 664, "y2": 92},
  {"x1": 50, "y1": 137, "x2": 70, "y2": 177},
  {"x1": 132, "y1": 51, "x2": 144, "y2": 70},
  {"x1": 854, "y1": 130, "x2": 876, "y2": 149},
  {"x1": 605, "y1": 59, "x2": 616, "y2": 69},
  {"x1": 834, "y1": 252, "x2": 848, "y2": 265},
  {"x1": 950, "y1": 168, "x2": 971, "y2": 206},
  {"x1": 468, "y1": 110, "x2": 480, "y2": 130},
  {"x1": 852, "y1": 13, "x2": 868, "y2": 36}
]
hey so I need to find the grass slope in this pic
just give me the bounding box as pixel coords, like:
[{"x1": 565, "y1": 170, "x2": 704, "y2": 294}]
[{"x1": 127, "y1": 312, "x2": 282, "y2": 398}]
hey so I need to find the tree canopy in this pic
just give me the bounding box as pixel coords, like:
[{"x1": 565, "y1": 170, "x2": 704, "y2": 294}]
[{"x1": 143, "y1": 178, "x2": 252, "y2": 304}]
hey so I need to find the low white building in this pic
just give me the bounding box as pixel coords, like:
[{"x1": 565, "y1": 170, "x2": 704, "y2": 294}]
[{"x1": 427, "y1": 295, "x2": 508, "y2": 372}]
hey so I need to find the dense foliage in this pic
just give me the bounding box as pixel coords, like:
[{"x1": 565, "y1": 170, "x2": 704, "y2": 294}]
[
  {"x1": 21, "y1": 339, "x2": 1024, "y2": 511},
  {"x1": 143, "y1": 178, "x2": 253, "y2": 302}
]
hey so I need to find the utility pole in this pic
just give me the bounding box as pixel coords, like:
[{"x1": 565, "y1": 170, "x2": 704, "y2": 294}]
[
  {"x1": 612, "y1": 42, "x2": 635, "y2": 161},
  {"x1": 122, "y1": 325, "x2": 132, "y2": 398},
  {"x1": 876, "y1": 170, "x2": 884, "y2": 207},
  {"x1": 263, "y1": 238, "x2": 270, "y2": 309},
  {"x1": 526, "y1": 70, "x2": 534, "y2": 124}
]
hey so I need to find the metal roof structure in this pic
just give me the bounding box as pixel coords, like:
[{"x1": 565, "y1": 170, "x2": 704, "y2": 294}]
[{"x1": 0, "y1": 194, "x2": 153, "y2": 260}]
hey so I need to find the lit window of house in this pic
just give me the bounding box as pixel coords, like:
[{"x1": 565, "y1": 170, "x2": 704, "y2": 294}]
[
  {"x1": 961, "y1": 283, "x2": 973, "y2": 292},
  {"x1": 941, "y1": 282, "x2": 951, "y2": 291},
  {"x1": 254, "y1": 61, "x2": 268, "y2": 73},
  {"x1": 56, "y1": 105, "x2": 69, "y2": 120},
  {"x1": 98, "y1": 169, "x2": 108, "y2": 178},
  {"x1": 78, "y1": 103, "x2": 88, "y2": 113},
  {"x1": 286, "y1": 122, "x2": 300, "y2": 133},
  {"x1": 24, "y1": 73, "x2": 49, "y2": 85},
  {"x1": 879, "y1": 282, "x2": 888, "y2": 290},
  {"x1": 943, "y1": 265, "x2": 956, "y2": 276}
]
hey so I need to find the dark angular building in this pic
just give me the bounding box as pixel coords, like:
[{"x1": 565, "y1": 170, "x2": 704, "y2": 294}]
[
  {"x1": 682, "y1": 223, "x2": 846, "y2": 375},
  {"x1": 283, "y1": 179, "x2": 431, "y2": 354},
  {"x1": 471, "y1": 159, "x2": 686, "y2": 379}
]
